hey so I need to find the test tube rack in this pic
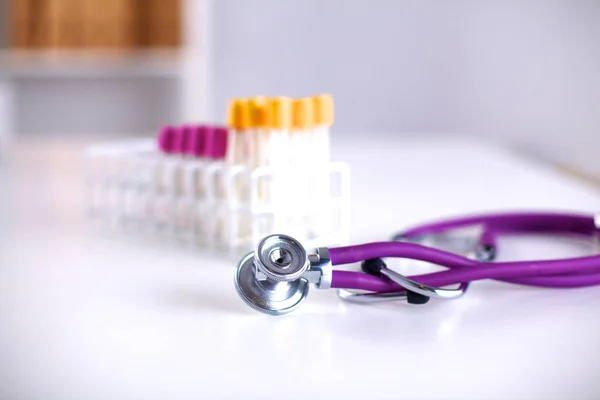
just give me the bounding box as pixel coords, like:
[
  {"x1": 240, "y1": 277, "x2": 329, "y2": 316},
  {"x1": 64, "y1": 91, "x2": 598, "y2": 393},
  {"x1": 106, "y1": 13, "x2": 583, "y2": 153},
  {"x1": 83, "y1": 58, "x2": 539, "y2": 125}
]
[{"x1": 84, "y1": 138, "x2": 350, "y2": 254}]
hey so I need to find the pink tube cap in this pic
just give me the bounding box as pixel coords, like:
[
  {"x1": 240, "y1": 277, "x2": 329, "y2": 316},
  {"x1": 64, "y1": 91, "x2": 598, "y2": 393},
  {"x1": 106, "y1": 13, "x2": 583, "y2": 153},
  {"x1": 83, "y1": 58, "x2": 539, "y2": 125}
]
[
  {"x1": 158, "y1": 125, "x2": 176, "y2": 153},
  {"x1": 203, "y1": 126, "x2": 228, "y2": 159},
  {"x1": 184, "y1": 125, "x2": 206, "y2": 156},
  {"x1": 172, "y1": 125, "x2": 191, "y2": 154},
  {"x1": 159, "y1": 124, "x2": 227, "y2": 158}
]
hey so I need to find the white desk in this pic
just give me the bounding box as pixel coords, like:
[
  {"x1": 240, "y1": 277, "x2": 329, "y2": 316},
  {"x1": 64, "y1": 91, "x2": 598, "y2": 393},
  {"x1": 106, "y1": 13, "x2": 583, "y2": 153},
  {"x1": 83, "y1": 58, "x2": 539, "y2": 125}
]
[{"x1": 1, "y1": 137, "x2": 600, "y2": 400}]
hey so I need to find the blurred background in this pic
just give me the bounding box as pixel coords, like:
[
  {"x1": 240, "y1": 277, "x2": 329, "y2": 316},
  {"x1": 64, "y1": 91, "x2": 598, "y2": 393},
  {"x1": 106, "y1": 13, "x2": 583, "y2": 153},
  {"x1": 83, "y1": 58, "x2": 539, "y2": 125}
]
[
  {"x1": 0, "y1": 0, "x2": 599, "y2": 178},
  {"x1": 2, "y1": 3, "x2": 600, "y2": 398}
]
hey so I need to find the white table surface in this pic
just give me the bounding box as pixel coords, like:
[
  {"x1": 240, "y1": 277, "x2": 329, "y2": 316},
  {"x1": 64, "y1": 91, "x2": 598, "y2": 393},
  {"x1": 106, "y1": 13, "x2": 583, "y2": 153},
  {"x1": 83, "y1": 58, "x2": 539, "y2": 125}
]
[{"x1": 2, "y1": 136, "x2": 600, "y2": 400}]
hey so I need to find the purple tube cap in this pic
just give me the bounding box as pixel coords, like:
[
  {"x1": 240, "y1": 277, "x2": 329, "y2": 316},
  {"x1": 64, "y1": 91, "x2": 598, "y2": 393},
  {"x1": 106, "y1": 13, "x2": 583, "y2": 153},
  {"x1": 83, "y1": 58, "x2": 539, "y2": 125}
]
[
  {"x1": 184, "y1": 125, "x2": 206, "y2": 156},
  {"x1": 203, "y1": 126, "x2": 228, "y2": 159},
  {"x1": 158, "y1": 125, "x2": 176, "y2": 153},
  {"x1": 172, "y1": 125, "x2": 191, "y2": 154}
]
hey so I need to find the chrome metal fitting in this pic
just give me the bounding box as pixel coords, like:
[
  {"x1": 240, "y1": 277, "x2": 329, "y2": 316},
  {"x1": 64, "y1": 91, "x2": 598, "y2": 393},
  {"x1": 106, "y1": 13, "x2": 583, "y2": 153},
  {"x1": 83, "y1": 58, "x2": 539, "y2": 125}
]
[
  {"x1": 303, "y1": 247, "x2": 332, "y2": 289},
  {"x1": 254, "y1": 234, "x2": 309, "y2": 282}
]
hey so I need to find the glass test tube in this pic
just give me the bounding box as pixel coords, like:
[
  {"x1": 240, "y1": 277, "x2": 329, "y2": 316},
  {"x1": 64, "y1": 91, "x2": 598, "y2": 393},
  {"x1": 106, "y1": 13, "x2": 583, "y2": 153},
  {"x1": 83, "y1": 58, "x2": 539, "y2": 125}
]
[
  {"x1": 203, "y1": 126, "x2": 230, "y2": 247},
  {"x1": 289, "y1": 97, "x2": 313, "y2": 237},
  {"x1": 310, "y1": 94, "x2": 334, "y2": 237},
  {"x1": 155, "y1": 125, "x2": 187, "y2": 232},
  {"x1": 227, "y1": 99, "x2": 253, "y2": 206},
  {"x1": 227, "y1": 99, "x2": 252, "y2": 167},
  {"x1": 174, "y1": 125, "x2": 207, "y2": 240},
  {"x1": 267, "y1": 97, "x2": 293, "y2": 232},
  {"x1": 248, "y1": 97, "x2": 271, "y2": 199}
]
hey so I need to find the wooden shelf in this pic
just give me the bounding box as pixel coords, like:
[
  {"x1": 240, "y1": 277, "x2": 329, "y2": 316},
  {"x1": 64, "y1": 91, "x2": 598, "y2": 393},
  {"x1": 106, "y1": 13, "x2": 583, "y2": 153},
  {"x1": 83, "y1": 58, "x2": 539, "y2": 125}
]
[{"x1": 0, "y1": 49, "x2": 184, "y2": 78}]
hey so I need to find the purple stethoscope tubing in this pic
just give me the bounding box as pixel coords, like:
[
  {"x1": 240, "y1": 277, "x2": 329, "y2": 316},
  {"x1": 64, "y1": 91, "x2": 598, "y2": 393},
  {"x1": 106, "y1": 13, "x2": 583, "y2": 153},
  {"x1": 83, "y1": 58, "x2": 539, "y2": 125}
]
[{"x1": 328, "y1": 212, "x2": 600, "y2": 293}]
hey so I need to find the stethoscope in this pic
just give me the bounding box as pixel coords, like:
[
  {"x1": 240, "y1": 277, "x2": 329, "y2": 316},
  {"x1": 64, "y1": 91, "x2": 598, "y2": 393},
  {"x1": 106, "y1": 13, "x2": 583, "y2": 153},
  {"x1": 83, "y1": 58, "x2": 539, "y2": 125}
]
[{"x1": 234, "y1": 211, "x2": 600, "y2": 315}]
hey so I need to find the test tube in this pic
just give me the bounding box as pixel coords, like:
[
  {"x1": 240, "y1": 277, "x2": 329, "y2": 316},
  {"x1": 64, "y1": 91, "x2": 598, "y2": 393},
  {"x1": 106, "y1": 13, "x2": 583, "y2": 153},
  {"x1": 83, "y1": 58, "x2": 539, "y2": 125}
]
[
  {"x1": 154, "y1": 124, "x2": 176, "y2": 193},
  {"x1": 248, "y1": 97, "x2": 270, "y2": 170},
  {"x1": 267, "y1": 97, "x2": 293, "y2": 231},
  {"x1": 310, "y1": 94, "x2": 335, "y2": 237},
  {"x1": 199, "y1": 124, "x2": 229, "y2": 203},
  {"x1": 227, "y1": 99, "x2": 254, "y2": 215},
  {"x1": 226, "y1": 98, "x2": 252, "y2": 167},
  {"x1": 312, "y1": 94, "x2": 334, "y2": 169},
  {"x1": 155, "y1": 125, "x2": 189, "y2": 232},
  {"x1": 289, "y1": 97, "x2": 314, "y2": 236},
  {"x1": 267, "y1": 97, "x2": 292, "y2": 169},
  {"x1": 248, "y1": 97, "x2": 271, "y2": 199},
  {"x1": 201, "y1": 126, "x2": 230, "y2": 247},
  {"x1": 291, "y1": 97, "x2": 313, "y2": 171},
  {"x1": 181, "y1": 125, "x2": 206, "y2": 198},
  {"x1": 174, "y1": 125, "x2": 193, "y2": 197},
  {"x1": 157, "y1": 125, "x2": 175, "y2": 194},
  {"x1": 173, "y1": 125, "x2": 206, "y2": 241},
  {"x1": 157, "y1": 124, "x2": 190, "y2": 195}
]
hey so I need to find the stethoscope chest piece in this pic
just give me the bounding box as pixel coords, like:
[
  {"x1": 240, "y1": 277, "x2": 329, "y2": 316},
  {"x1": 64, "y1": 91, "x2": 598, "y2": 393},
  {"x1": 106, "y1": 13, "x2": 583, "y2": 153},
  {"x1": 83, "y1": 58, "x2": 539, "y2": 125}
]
[{"x1": 234, "y1": 235, "x2": 311, "y2": 315}]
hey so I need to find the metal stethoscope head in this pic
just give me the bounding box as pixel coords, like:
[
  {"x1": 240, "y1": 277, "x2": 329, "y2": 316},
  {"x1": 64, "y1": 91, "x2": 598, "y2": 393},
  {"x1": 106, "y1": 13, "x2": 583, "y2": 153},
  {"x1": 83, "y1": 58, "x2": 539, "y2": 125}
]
[
  {"x1": 234, "y1": 212, "x2": 600, "y2": 315},
  {"x1": 234, "y1": 234, "x2": 332, "y2": 315}
]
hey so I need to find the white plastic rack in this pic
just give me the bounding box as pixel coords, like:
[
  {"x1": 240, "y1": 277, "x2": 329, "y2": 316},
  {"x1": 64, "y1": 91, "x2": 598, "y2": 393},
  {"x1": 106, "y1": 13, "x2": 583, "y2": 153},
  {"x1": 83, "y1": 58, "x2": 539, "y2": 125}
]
[{"x1": 84, "y1": 139, "x2": 350, "y2": 254}]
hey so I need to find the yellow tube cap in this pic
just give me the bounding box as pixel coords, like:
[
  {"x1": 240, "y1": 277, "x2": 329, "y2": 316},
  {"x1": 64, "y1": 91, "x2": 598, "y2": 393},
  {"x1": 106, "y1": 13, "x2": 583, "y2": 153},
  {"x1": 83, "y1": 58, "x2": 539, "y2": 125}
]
[
  {"x1": 312, "y1": 94, "x2": 334, "y2": 126},
  {"x1": 248, "y1": 97, "x2": 270, "y2": 128},
  {"x1": 227, "y1": 98, "x2": 250, "y2": 130},
  {"x1": 292, "y1": 97, "x2": 314, "y2": 129},
  {"x1": 269, "y1": 97, "x2": 293, "y2": 129}
]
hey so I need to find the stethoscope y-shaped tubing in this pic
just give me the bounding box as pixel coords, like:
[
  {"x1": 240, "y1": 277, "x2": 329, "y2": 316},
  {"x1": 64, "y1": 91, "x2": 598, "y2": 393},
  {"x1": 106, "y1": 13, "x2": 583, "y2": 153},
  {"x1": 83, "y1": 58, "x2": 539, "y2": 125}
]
[
  {"x1": 329, "y1": 243, "x2": 600, "y2": 291},
  {"x1": 329, "y1": 212, "x2": 600, "y2": 292}
]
